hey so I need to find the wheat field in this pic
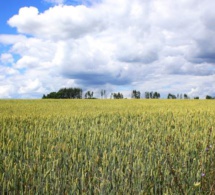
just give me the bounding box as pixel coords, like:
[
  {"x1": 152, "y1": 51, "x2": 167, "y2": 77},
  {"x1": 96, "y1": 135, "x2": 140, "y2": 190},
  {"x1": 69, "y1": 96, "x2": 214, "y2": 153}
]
[{"x1": 0, "y1": 99, "x2": 215, "y2": 194}]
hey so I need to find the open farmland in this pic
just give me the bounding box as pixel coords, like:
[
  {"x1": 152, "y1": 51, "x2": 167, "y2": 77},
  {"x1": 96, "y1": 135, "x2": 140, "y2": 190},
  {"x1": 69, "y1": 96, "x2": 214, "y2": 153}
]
[{"x1": 0, "y1": 99, "x2": 215, "y2": 194}]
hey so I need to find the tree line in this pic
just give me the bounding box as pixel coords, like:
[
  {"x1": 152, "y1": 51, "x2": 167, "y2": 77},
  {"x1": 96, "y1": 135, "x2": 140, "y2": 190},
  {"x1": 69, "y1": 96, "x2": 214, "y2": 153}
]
[
  {"x1": 42, "y1": 88, "x2": 82, "y2": 99},
  {"x1": 42, "y1": 88, "x2": 214, "y2": 99}
]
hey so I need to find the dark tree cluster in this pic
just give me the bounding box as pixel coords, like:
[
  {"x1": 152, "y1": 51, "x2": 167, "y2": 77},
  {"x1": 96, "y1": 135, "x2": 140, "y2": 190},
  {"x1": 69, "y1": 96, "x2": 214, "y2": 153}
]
[
  {"x1": 85, "y1": 91, "x2": 94, "y2": 99},
  {"x1": 167, "y1": 93, "x2": 189, "y2": 99},
  {"x1": 131, "y1": 90, "x2": 141, "y2": 99},
  {"x1": 42, "y1": 88, "x2": 83, "y2": 99},
  {"x1": 111, "y1": 92, "x2": 124, "y2": 99},
  {"x1": 145, "y1": 91, "x2": 160, "y2": 99},
  {"x1": 112, "y1": 92, "x2": 123, "y2": 99},
  {"x1": 167, "y1": 93, "x2": 177, "y2": 99},
  {"x1": 206, "y1": 95, "x2": 215, "y2": 99}
]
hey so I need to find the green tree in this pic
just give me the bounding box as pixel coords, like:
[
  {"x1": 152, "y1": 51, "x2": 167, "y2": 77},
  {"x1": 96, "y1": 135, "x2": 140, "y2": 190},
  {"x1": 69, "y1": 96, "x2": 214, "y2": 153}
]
[
  {"x1": 85, "y1": 91, "x2": 94, "y2": 99},
  {"x1": 101, "y1": 89, "x2": 106, "y2": 99},
  {"x1": 145, "y1": 92, "x2": 150, "y2": 99},
  {"x1": 132, "y1": 90, "x2": 141, "y2": 99},
  {"x1": 184, "y1": 94, "x2": 189, "y2": 99},
  {"x1": 167, "y1": 93, "x2": 176, "y2": 99},
  {"x1": 206, "y1": 95, "x2": 213, "y2": 99},
  {"x1": 46, "y1": 92, "x2": 58, "y2": 99},
  {"x1": 144, "y1": 91, "x2": 160, "y2": 99},
  {"x1": 43, "y1": 88, "x2": 83, "y2": 99},
  {"x1": 112, "y1": 92, "x2": 123, "y2": 99},
  {"x1": 153, "y1": 92, "x2": 160, "y2": 99}
]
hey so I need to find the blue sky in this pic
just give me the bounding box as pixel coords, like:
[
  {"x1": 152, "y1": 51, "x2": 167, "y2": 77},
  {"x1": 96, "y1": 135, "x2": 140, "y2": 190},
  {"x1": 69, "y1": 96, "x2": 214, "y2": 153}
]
[
  {"x1": 0, "y1": 0, "x2": 90, "y2": 34},
  {"x1": 0, "y1": 0, "x2": 50, "y2": 34},
  {"x1": 0, "y1": 0, "x2": 215, "y2": 98}
]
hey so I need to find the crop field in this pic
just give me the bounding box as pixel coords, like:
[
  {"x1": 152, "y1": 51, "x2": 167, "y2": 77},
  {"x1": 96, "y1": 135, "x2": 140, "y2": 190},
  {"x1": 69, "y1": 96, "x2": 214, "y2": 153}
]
[{"x1": 0, "y1": 99, "x2": 215, "y2": 194}]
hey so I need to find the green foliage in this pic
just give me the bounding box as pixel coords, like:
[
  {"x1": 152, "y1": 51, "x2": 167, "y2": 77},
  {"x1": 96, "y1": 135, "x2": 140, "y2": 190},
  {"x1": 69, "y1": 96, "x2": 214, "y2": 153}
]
[
  {"x1": 43, "y1": 87, "x2": 82, "y2": 99},
  {"x1": 131, "y1": 90, "x2": 141, "y2": 99},
  {"x1": 184, "y1": 93, "x2": 189, "y2": 99},
  {"x1": 112, "y1": 92, "x2": 123, "y2": 99},
  {"x1": 85, "y1": 91, "x2": 94, "y2": 99},
  {"x1": 167, "y1": 93, "x2": 177, "y2": 99},
  {"x1": 0, "y1": 100, "x2": 215, "y2": 194},
  {"x1": 206, "y1": 95, "x2": 214, "y2": 99},
  {"x1": 145, "y1": 91, "x2": 160, "y2": 99}
]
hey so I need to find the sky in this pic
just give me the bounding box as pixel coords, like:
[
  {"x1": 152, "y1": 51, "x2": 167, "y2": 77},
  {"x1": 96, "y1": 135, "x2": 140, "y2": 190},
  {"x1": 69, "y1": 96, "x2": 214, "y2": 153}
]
[{"x1": 0, "y1": 0, "x2": 215, "y2": 99}]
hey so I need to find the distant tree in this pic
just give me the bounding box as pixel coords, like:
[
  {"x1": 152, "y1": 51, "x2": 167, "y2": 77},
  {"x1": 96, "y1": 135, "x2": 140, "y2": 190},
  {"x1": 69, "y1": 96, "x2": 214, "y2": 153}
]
[
  {"x1": 145, "y1": 92, "x2": 150, "y2": 99},
  {"x1": 46, "y1": 92, "x2": 58, "y2": 99},
  {"x1": 43, "y1": 88, "x2": 82, "y2": 99},
  {"x1": 184, "y1": 94, "x2": 189, "y2": 99},
  {"x1": 194, "y1": 96, "x2": 199, "y2": 99},
  {"x1": 85, "y1": 91, "x2": 94, "y2": 99},
  {"x1": 104, "y1": 90, "x2": 106, "y2": 99},
  {"x1": 132, "y1": 90, "x2": 141, "y2": 99},
  {"x1": 101, "y1": 90, "x2": 103, "y2": 99},
  {"x1": 149, "y1": 92, "x2": 153, "y2": 99},
  {"x1": 145, "y1": 91, "x2": 160, "y2": 99},
  {"x1": 167, "y1": 93, "x2": 176, "y2": 99},
  {"x1": 153, "y1": 92, "x2": 160, "y2": 99},
  {"x1": 112, "y1": 92, "x2": 123, "y2": 99},
  {"x1": 101, "y1": 89, "x2": 106, "y2": 99},
  {"x1": 206, "y1": 95, "x2": 213, "y2": 99}
]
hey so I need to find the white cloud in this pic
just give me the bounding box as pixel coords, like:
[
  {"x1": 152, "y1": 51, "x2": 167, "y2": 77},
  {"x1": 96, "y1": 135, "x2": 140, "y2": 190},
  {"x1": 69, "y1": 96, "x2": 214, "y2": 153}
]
[
  {"x1": 0, "y1": 53, "x2": 14, "y2": 64},
  {"x1": 0, "y1": 0, "x2": 215, "y2": 98},
  {"x1": 0, "y1": 85, "x2": 13, "y2": 98},
  {"x1": 0, "y1": 34, "x2": 27, "y2": 45},
  {"x1": 8, "y1": 5, "x2": 104, "y2": 40},
  {"x1": 18, "y1": 79, "x2": 43, "y2": 94},
  {"x1": 3, "y1": 67, "x2": 18, "y2": 75}
]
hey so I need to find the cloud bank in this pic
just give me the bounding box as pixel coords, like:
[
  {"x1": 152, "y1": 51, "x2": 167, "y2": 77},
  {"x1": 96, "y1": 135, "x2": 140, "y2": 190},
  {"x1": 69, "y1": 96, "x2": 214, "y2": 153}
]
[{"x1": 0, "y1": 0, "x2": 215, "y2": 98}]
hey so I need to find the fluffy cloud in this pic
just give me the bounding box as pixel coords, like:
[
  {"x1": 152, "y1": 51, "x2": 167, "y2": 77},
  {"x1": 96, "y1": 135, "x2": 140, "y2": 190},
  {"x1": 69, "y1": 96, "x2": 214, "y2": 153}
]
[
  {"x1": 0, "y1": 53, "x2": 14, "y2": 64},
  {"x1": 8, "y1": 5, "x2": 104, "y2": 40},
  {"x1": 0, "y1": 34, "x2": 27, "y2": 45},
  {"x1": 0, "y1": 0, "x2": 215, "y2": 98}
]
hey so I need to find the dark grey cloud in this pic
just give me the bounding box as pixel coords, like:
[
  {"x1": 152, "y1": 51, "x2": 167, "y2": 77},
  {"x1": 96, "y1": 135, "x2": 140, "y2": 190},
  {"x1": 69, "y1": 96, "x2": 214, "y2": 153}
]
[
  {"x1": 65, "y1": 72, "x2": 131, "y2": 85},
  {"x1": 190, "y1": 38, "x2": 215, "y2": 64}
]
